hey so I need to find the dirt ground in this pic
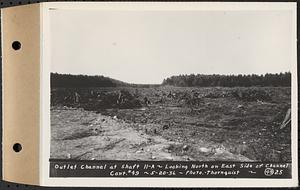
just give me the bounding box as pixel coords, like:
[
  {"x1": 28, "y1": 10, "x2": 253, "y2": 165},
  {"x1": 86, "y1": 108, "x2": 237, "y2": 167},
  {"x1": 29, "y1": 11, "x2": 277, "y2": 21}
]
[{"x1": 51, "y1": 86, "x2": 291, "y2": 162}]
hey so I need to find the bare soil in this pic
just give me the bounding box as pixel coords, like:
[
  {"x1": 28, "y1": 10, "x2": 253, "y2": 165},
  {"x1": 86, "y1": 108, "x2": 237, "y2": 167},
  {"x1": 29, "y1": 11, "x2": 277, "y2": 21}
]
[{"x1": 51, "y1": 86, "x2": 291, "y2": 162}]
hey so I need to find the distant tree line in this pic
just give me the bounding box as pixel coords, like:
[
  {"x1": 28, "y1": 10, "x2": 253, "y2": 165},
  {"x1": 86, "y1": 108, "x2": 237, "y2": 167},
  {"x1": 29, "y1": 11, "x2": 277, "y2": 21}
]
[
  {"x1": 51, "y1": 73, "x2": 128, "y2": 88},
  {"x1": 51, "y1": 73, "x2": 160, "y2": 88},
  {"x1": 52, "y1": 72, "x2": 291, "y2": 88},
  {"x1": 162, "y1": 72, "x2": 291, "y2": 87}
]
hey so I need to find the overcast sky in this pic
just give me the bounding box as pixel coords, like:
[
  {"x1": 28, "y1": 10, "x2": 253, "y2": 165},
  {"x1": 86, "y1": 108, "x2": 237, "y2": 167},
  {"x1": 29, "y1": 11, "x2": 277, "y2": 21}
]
[{"x1": 50, "y1": 10, "x2": 293, "y2": 84}]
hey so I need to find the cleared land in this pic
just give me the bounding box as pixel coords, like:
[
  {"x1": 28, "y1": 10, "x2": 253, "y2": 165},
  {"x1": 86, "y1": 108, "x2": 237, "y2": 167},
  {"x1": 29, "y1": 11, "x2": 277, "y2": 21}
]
[{"x1": 51, "y1": 86, "x2": 291, "y2": 162}]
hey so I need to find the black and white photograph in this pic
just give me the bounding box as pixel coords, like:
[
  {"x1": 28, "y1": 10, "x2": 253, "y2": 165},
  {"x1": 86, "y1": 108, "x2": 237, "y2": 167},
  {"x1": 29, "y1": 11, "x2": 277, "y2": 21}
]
[{"x1": 47, "y1": 3, "x2": 296, "y2": 181}]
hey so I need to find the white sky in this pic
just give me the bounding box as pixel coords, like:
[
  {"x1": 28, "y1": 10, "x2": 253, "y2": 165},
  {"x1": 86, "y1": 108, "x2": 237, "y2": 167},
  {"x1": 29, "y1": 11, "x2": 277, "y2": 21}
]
[{"x1": 50, "y1": 10, "x2": 293, "y2": 84}]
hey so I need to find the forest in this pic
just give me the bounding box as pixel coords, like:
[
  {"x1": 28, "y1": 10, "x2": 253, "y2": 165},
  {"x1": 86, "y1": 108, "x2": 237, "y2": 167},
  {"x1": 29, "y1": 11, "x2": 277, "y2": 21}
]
[
  {"x1": 162, "y1": 72, "x2": 291, "y2": 87},
  {"x1": 51, "y1": 72, "x2": 291, "y2": 88},
  {"x1": 51, "y1": 73, "x2": 128, "y2": 88}
]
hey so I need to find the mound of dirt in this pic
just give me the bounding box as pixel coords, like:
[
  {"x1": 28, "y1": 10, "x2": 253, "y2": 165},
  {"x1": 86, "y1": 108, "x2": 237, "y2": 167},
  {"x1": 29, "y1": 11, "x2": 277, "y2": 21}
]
[
  {"x1": 51, "y1": 89, "x2": 142, "y2": 110},
  {"x1": 51, "y1": 107, "x2": 253, "y2": 162}
]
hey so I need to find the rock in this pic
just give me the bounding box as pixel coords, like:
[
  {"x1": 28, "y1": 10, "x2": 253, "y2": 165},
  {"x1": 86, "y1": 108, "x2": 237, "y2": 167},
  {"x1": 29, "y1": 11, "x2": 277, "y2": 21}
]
[
  {"x1": 163, "y1": 124, "x2": 169, "y2": 130},
  {"x1": 91, "y1": 128, "x2": 99, "y2": 135},
  {"x1": 182, "y1": 145, "x2": 189, "y2": 151},
  {"x1": 67, "y1": 153, "x2": 72, "y2": 159},
  {"x1": 199, "y1": 147, "x2": 210, "y2": 153},
  {"x1": 113, "y1": 116, "x2": 118, "y2": 119},
  {"x1": 237, "y1": 104, "x2": 243, "y2": 109},
  {"x1": 165, "y1": 156, "x2": 173, "y2": 161},
  {"x1": 239, "y1": 142, "x2": 248, "y2": 155},
  {"x1": 215, "y1": 145, "x2": 226, "y2": 154}
]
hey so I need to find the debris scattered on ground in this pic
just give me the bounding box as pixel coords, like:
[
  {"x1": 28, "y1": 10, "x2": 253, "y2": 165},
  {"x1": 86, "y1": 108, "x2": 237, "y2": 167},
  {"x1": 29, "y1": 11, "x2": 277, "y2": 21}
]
[
  {"x1": 51, "y1": 86, "x2": 291, "y2": 162},
  {"x1": 232, "y1": 88, "x2": 273, "y2": 102},
  {"x1": 51, "y1": 89, "x2": 143, "y2": 110},
  {"x1": 280, "y1": 108, "x2": 291, "y2": 129}
]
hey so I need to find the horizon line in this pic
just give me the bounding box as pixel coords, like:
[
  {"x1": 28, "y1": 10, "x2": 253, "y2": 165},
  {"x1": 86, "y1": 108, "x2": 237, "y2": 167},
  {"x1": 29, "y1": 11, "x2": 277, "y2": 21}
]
[{"x1": 51, "y1": 71, "x2": 291, "y2": 85}]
